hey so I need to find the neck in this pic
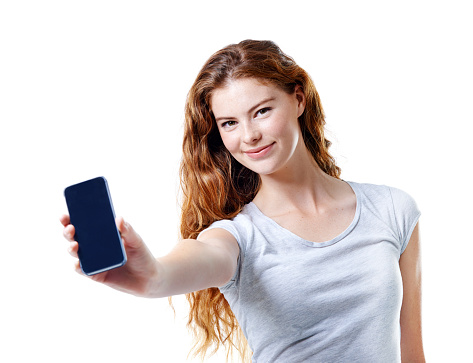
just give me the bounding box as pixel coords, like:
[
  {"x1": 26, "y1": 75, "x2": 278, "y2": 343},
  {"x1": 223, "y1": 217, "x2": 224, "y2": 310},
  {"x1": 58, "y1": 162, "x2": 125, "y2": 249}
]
[{"x1": 253, "y1": 149, "x2": 342, "y2": 215}]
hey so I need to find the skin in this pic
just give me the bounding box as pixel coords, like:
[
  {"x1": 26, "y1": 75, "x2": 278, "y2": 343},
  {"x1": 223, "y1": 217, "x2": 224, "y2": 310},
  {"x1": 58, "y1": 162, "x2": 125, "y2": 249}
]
[
  {"x1": 400, "y1": 223, "x2": 426, "y2": 362},
  {"x1": 60, "y1": 214, "x2": 238, "y2": 298},
  {"x1": 61, "y1": 77, "x2": 425, "y2": 361},
  {"x1": 211, "y1": 79, "x2": 358, "y2": 242}
]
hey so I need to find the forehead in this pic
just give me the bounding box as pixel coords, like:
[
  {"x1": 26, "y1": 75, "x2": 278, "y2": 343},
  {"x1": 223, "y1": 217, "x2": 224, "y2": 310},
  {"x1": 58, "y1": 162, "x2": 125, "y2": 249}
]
[{"x1": 210, "y1": 78, "x2": 282, "y2": 116}]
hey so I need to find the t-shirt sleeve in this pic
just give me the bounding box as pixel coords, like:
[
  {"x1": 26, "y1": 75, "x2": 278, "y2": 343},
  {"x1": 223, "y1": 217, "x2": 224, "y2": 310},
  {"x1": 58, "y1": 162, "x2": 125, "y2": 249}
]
[
  {"x1": 197, "y1": 217, "x2": 247, "y2": 290},
  {"x1": 198, "y1": 219, "x2": 241, "y2": 243},
  {"x1": 388, "y1": 186, "x2": 421, "y2": 254}
]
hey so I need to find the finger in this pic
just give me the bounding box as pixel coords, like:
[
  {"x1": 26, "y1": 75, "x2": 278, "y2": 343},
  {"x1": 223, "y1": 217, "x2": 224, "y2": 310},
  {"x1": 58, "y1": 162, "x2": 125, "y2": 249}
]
[
  {"x1": 74, "y1": 259, "x2": 84, "y2": 275},
  {"x1": 60, "y1": 214, "x2": 70, "y2": 227},
  {"x1": 63, "y1": 224, "x2": 76, "y2": 242},
  {"x1": 116, "y1": 216, "x2": 143, "y2": 249},
  {"x1": 68, "y1": 241, "x2": 79, "y2": 258},
  {"x1": 116, "y1": 216, "x2": 126, "y2": 233}
]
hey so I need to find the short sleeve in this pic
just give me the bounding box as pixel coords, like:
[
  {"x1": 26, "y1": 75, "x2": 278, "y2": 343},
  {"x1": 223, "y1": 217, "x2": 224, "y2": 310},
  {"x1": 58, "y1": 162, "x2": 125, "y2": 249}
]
[
  {"x1": 197, "y1": 214, "x2": 251, "y2": 290},
  {"x1": 388, "y1": 186, "x2": 421, "y2": 254},
  {"x1": 198, "y1": 219, "x2": 242, "y2": 244}
]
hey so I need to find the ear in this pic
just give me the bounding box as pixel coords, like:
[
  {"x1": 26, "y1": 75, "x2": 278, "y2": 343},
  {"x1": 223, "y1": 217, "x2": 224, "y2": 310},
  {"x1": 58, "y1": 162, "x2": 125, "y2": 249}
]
[{"x1": 294, "y1": 85, "x2": 306, "y2": 117}]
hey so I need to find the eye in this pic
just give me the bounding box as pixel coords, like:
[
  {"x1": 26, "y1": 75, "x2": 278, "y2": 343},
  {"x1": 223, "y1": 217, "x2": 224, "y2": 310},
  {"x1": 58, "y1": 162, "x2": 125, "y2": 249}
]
[
  {"x1": 221, "y1": 120, "x2": 237, "y2": 128},
  {"x1": 256, "y1": 107, "x2": 272, "y2": 117}
]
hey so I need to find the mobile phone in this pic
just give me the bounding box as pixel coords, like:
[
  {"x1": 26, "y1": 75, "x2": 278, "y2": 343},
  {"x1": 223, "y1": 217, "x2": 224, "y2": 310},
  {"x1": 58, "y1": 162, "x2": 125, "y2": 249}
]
[{"x1": 64, "y1": 176, "x2": 127, "y2": 275}]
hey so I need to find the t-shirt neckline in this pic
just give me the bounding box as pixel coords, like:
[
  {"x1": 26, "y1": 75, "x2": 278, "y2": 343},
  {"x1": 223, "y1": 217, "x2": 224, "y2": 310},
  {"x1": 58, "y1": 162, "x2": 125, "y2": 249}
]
[{"x1": 247, "y1": 181, "x2": 362, "y2": 248}]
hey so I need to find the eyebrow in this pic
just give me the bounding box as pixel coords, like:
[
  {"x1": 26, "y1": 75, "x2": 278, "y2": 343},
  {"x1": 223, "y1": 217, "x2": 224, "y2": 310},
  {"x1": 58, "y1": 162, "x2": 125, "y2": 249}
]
[{"x1": 214, "y1": 97, "x2": 275, "y2": 122}]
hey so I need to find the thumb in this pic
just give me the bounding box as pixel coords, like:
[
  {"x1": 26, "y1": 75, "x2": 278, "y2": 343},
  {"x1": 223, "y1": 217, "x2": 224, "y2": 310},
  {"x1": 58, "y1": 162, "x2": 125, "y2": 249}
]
[{"x1": 116, "y1": 216, "x2": 143, "y2": 249}]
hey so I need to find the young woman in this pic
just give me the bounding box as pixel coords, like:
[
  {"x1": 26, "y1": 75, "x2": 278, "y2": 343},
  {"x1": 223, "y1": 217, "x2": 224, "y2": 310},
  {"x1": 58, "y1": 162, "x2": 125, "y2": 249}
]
[{"x1": 61, "y1": 40, "x2": 425, "y2": 362}]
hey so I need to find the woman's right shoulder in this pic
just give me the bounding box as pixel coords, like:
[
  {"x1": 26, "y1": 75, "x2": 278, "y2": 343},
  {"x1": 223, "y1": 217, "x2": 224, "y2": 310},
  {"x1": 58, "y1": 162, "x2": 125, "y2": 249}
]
[{"x1": 198, "y1": 204, "x2": 255, "y2": 249}]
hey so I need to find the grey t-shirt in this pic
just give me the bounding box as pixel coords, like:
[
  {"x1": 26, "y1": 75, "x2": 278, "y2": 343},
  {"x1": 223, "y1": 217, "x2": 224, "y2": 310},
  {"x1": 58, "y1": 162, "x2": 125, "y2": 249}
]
[{"x1": 201, "y1": 181, "x2": 421, "y2": 362}]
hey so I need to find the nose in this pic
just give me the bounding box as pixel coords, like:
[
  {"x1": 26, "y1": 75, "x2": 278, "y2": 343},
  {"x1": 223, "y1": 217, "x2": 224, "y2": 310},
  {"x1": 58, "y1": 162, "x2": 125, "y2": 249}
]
[{"x1": 242, "y1": 121, "x2": 262, "y2": 145}]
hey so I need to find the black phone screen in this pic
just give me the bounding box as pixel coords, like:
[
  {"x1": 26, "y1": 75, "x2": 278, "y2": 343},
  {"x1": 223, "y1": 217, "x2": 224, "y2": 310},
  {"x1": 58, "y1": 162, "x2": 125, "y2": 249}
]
[{"x1": 64, "y1": 177, "x2": 127, "y2": 275}]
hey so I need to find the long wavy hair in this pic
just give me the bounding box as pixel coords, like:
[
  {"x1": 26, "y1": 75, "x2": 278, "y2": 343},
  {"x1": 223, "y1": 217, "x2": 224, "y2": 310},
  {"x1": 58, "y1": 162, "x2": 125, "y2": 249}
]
[{"x1": 178, "y1": 40, "x2": 340, "y2": 361}]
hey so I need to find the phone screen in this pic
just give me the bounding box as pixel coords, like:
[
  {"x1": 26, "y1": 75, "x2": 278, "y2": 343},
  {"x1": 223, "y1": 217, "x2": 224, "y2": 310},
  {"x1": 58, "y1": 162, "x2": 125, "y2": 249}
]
[{"x1": 64, "y1": 177, "x2": 127, "y2": 275}]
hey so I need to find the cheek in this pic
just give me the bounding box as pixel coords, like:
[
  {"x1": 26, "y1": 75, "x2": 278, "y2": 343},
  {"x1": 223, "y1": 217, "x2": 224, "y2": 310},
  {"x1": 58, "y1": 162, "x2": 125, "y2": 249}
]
[
  {"x1": 219, "y1": 132, "x2": 239, "y2": 154},
  {"x1": 270, "y1": 115, "x2": 300, "y2": 142},
  {"x1": 270, "y1": 120, "x2": 287, "y2": 137}
]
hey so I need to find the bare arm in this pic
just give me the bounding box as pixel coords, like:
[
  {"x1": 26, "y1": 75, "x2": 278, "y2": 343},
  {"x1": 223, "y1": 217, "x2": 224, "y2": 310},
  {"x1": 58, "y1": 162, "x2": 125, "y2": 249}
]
[
  {"x1": 399, "y1": 222, "x2": 426, "y2": 362},
  {"x1": 61, "y1": 215, "x2": 239, "y2": 298},
  {"x1": 154, "y1": 228, "x2": 239, "y2": 297}
]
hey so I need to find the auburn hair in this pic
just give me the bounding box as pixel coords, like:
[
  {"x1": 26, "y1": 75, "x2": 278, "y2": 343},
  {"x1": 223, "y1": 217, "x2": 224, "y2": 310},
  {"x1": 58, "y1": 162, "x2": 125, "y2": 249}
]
[{"x1": 178, "y1": 40, "x2": 340, "y2": 361}]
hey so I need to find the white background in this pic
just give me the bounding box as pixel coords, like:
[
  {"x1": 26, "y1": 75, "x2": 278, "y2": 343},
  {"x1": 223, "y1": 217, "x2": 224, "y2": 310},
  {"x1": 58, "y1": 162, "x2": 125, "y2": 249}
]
[{"x1": 1, "y1": 1, "x2": 472, "y2": 362}]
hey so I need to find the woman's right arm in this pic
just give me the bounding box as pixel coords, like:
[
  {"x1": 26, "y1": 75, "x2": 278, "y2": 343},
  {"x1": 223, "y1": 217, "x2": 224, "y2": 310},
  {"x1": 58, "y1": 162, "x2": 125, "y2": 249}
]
[
  {"x1": 60, "y1": 215, "x2": 239, "y2": 298},
  {"x1": 156, "y1": 228, "x2": 239, "y2": 297}
]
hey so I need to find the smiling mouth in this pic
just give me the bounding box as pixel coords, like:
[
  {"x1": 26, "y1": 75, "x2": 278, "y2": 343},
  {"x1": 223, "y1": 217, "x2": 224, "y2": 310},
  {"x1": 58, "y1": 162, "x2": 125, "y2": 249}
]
[{"x1": 244, "y1": 142, "x2": 275, "y2": 159}]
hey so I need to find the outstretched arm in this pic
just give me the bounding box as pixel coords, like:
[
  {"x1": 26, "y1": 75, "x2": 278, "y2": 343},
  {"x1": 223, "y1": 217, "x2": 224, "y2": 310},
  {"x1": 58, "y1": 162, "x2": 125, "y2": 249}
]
[
  {"x1": 60, "y1": 215, "x2": 239, "y2": 298},
  {"x1": 155, "y1": 228, "x2": 239, "y2": 297}
]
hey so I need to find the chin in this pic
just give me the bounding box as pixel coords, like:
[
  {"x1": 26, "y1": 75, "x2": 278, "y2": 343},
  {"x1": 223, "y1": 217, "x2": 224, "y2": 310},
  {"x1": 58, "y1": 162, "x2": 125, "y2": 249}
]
[
  {"x1": 235, "y1": 153, "x2": 287, "y2": 176},
  {"x1": 245, "y1": 164, "x2": 281, "y2": 177}
]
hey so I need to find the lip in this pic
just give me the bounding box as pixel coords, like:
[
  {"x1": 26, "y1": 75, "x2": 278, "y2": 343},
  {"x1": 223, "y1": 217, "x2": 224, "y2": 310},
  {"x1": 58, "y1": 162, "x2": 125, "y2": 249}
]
[{"x1": 244, "y1": 142, "x2": 275, "y2": 159}]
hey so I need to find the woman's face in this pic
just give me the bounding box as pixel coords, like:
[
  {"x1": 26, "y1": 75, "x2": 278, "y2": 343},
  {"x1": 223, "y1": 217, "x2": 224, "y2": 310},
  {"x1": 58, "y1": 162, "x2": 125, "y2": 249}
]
[{"x1": 210, "y1": 78, "x2": 306, "y2": 177}]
